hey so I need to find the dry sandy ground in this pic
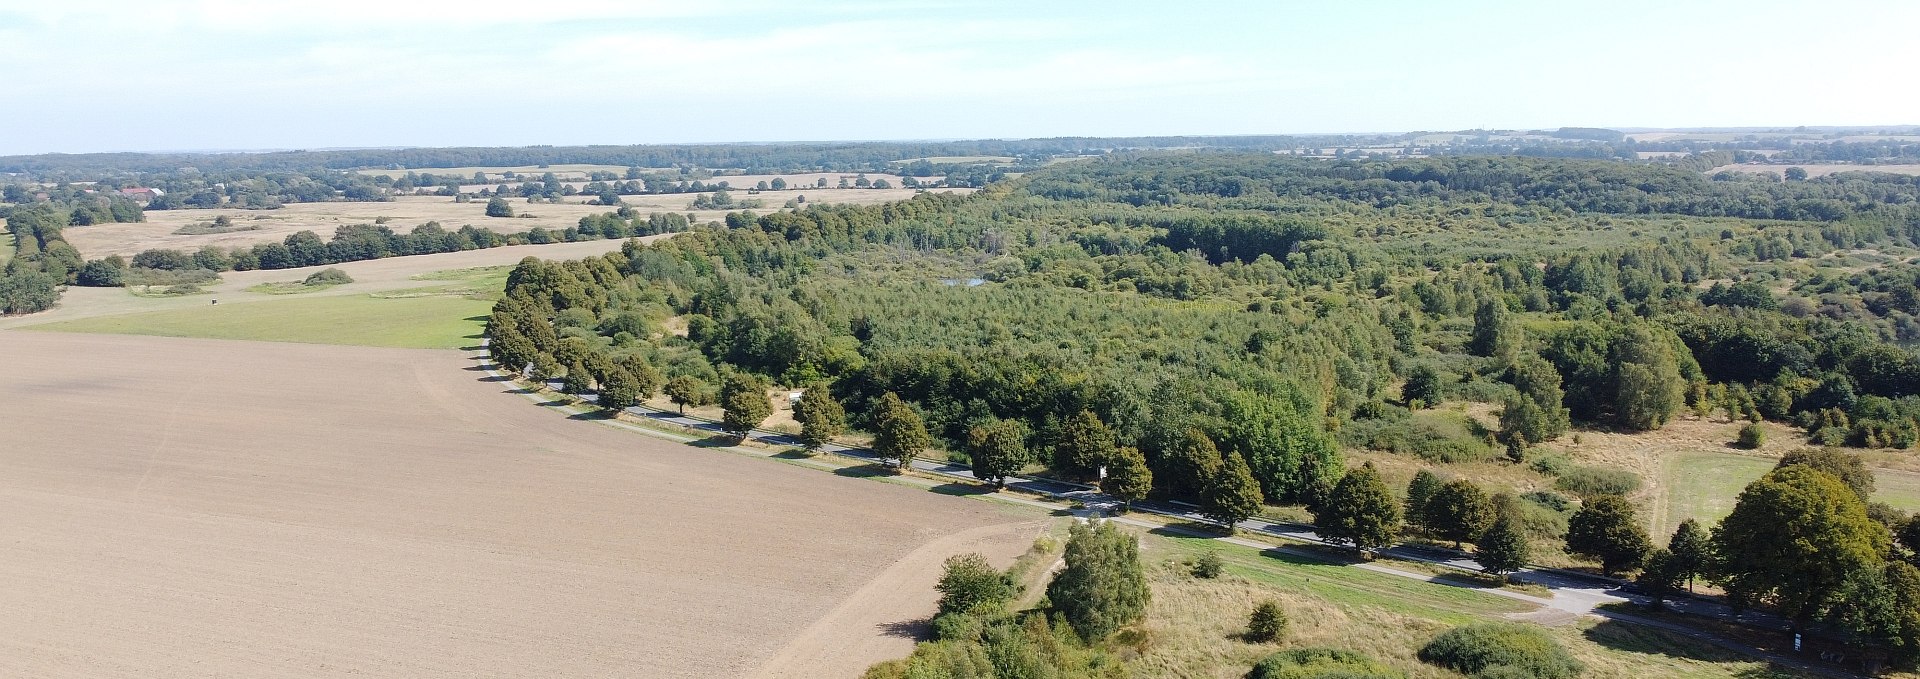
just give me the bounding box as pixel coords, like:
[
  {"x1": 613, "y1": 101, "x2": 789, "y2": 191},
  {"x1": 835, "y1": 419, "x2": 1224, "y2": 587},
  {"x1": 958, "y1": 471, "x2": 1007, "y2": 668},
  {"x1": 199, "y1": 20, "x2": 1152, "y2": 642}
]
[
  {"x1": 65, "y1": 187, "x2": 970, "y2": 259},
  {"x1": 0, "y1": 237, "x2": 653, "y2": 330},
  {"x1": 0, "y1": 331, "x2": 1039, "y2": 678}
]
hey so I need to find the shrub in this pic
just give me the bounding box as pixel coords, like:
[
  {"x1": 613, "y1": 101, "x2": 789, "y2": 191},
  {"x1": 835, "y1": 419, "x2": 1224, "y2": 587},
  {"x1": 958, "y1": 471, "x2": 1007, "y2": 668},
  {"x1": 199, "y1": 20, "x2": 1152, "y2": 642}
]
[
  {"x1": 1735, "y1": 422, "x2": 1766, "y2": 449},
  {"x1": 1553, "y1": 465, "x2": 1640, "y2": 498},
  {"x1": 1474, "y1": 666, "x2": 1542, "y2": 679},
  {"x1": 1417, "y1": 623, "x2": 1583, "y2": 679},
  {"x1": 302, "y1": 267, "x2": 354, "y2": 286},
  {"x1": 1342, "y1": 410, "x2": 1499, "y2": 463},
  {"x1": 1529, "y1": 452, "x2": 1572, "y2": 477},
  {"x1": 935, "y1": 553, "x2": 1015, "y2": 616},
  {"x1": 1246, "y1": 600, "x2": 1286, "y2": 642},
  {"x1": 1193, "y1": 550, "x2": 1224, "y2": 579},
  {"x1": 1248, "y1": 647, "x2": 1403, "y2": 679},
  {"x1": 1521, "y1": 490, "x2": 1571, "y2": 512}
]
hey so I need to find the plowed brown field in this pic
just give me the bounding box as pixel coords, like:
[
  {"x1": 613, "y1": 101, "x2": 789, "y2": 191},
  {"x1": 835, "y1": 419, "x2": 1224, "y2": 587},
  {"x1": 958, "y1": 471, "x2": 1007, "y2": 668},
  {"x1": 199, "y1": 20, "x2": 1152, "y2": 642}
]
[{"x1": 0, "y1": 331, "x2": 1035, "y2": 677}]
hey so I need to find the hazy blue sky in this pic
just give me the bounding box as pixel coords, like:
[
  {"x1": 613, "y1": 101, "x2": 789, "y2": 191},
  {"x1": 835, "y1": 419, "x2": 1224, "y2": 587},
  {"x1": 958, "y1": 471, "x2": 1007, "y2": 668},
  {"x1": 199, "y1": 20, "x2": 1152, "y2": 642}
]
[{"x1": 1, "y1": 0, "x2": 1915, "y2": 155}]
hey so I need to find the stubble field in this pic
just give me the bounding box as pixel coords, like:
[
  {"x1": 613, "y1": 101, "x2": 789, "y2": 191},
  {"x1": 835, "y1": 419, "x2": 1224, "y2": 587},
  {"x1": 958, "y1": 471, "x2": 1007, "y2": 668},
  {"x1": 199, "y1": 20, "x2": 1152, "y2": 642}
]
[
  {"x1": 63, "y1": 186, "x2": 968, "y2": 259},
  {"x1": 0, "y1": 330, "x2": 1040, "y2": 678}
]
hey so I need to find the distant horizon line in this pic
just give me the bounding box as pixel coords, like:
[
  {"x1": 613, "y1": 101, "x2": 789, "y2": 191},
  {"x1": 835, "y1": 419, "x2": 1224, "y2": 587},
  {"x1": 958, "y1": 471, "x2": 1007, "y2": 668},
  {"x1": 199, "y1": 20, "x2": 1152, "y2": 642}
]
[{"x1": 8, "y1": 124, "x2": 1919, "y2": 158}]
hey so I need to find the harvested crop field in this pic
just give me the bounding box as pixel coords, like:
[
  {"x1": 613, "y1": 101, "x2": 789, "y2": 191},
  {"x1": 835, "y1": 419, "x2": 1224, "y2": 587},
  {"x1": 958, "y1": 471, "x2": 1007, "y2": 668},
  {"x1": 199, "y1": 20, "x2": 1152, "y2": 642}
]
[
  {"x1": 63, "y1": 187, "x2": 970, "y2": 259},
  {"x1": 0, "y1": 331, "x2": 1040, "y2": 678}
]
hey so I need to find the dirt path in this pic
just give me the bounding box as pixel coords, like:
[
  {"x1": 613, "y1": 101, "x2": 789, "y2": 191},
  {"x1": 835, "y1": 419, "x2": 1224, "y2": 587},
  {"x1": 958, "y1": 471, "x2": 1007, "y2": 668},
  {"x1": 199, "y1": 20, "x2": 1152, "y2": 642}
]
[{"x1": 751, "y1": 520, "x2": 1046, "y2": 678}]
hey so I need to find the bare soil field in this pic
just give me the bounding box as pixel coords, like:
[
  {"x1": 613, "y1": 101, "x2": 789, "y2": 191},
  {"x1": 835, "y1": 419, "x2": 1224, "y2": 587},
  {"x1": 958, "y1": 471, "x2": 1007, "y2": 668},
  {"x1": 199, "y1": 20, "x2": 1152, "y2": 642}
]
[
  {"x1": 0, "y1": 331, "x2": 1037, "y2": 678},
  {"x1": 1707, "y1": 163, "x2": 1920, "y2": 178},
  {"x1": 64, "y1": 187, "x2": 969, "y2": 259},
  {"x1": 354, "y1": 164, "x2": 641, "y2": 179}
]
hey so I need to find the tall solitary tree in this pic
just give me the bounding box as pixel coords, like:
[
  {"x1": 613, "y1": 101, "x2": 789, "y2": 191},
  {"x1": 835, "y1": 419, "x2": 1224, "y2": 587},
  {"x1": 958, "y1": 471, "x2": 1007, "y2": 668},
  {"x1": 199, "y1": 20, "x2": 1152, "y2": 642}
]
[
  {"x1": 485, "y1": 196, "x2": 514, "y2": 217},
  {"x1": 1313, "y1": 462, "x2": 1401, "y2": 556},
  {"x1": 1201, "y1": 451, "x2": 1264, "y2": 531},
  {"x1": 1102, "y1": 446, "x2": 1153, "y2": 512},
  {"x1": 1565, "y1": 495, "x2": 1651, "y2": 576},
  {"x1": 871, "y1": 392, "x2": 932, "y2": 471},
  {"x1": 966, "y1": 418, "x2": 1030, "y2": 488},
  {"x1": 1045, "y1": 520, "x2": 1149, "y2": 641},
  {"x1": 793, "y1": 385, "x2": 847, "y2": 450}
]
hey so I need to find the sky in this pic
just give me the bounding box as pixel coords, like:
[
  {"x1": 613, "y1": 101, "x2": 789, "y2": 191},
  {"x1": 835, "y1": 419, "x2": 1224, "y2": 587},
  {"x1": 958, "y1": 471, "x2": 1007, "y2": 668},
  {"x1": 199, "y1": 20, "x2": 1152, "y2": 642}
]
[{"x1": 1, "y1": 0, "x2": 1916, "y2": 155}]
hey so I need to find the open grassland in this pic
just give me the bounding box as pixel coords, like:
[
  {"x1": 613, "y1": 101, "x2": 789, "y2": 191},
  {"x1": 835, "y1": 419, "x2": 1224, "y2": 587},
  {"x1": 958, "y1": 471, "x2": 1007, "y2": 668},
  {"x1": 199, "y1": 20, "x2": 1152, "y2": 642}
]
[
  {"x1": 1660, "y1": 450, "x2": 1920, "y2": 534},
  {"x1": 0, "y1": 238, "x2": 647, "y2": 331},
  {"x1": 31, "y1": 261, "x2": 516, "y2": 349},
  {"x1": 1132, "y1": 532, "x2": 1806, "y2": 678},
  {"x1": 63, "y1": 187, "x2": 965, "y2": 258},
  {"x1": 0, "y1": 331, "x2": 1037, "y2": 678},
  {"x1": 30, "y1": 293, "x2": 494, "y2": 349}
]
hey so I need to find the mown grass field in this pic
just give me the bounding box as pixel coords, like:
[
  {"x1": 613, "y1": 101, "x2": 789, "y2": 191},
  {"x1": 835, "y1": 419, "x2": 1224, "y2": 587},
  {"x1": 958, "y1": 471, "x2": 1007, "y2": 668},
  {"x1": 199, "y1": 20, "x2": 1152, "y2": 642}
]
[
  {"x1": 32, "y1": 265, "x2": 507, "y2": 349},
  {"x1": 1660, "y1": 450, "x2": 1920, "y2": 535},
  {"x1": 31, "y1": 293, "x2": 492, "y2": 349},
  {"x1": 1135, "y1": 531, "x2": 1810, "y2": 678}
]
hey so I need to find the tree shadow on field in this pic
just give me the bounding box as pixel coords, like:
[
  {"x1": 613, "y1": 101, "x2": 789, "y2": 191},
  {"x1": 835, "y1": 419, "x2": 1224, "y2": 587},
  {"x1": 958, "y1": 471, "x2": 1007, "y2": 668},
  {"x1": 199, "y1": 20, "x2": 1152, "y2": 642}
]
[
  {"x1": 1582, "y1": 617, "x2": 1759, "y2": 664},
  {"x1": 477, "y1": 375, "x2": 513, "y2": 383},
  {"x1": 459, "y1": 344, "x2": 485, "y2": 351},
  {"x1": 930, "y1": 482, "x2": 994, "y2": 497},
  {"x1": 536, "y1": 399, "x2": 573, "y2": 408},
  {"x1": 687, "y1": 434, "x2": 744, "y2": 449},
  {"x1": 834, "y1": 463, "x2": 895, "y2": 479},
  {"x1": 771, "y1": 449, "x2": 814, "y2": 460},
  {"x1": 568, "y1": 409, "x2": 614, "y2": 421},
  {"x1": 1146, "y1": 521, "x2": 1237, "y2": 540},
  {"x1": 878, "y1": 618, "x2": 931, "y2": 641}
]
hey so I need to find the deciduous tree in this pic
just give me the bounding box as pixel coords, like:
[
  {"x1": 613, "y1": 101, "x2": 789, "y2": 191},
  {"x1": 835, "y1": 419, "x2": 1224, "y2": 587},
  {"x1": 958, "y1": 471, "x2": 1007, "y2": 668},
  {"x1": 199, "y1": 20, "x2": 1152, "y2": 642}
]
[
  {"x1": 1565, "y1": 495, "x2": 1651, "y2": 576},
  {"x1": 1713, "y1": 465, "x2": 1889, "y2": 624},
  {"x1": 966, "y1": 418, "x2": 1029, "y2": 487},
  {"x1": 1427, "y1": 479, "x2": 1495, "y2": 548},
  {"x1": 1102, "y1": 446, "x2": 1152, "y2": 512},
  {"x1": 1476, "y1": 497, "x2": 1531, "y2": 576},
  {"x1": 1044, "y1": 520, "x2": 1148, "y2": 641},
  {"x1": 793, "y1": 385, "x2": 847, "y2": 450},
  {"x1": 872, "y1": 392, "x2": 931, "y2": 470},
  {"x1": 1201, "y1": 451, "x2": 1263, "y2": 530},
  {"x1": 664, "y1": 375, "x2": 708, "y2": 414},
  {"x1": 1313, "y1": 462, "x2": 1400, "y2": 556}
]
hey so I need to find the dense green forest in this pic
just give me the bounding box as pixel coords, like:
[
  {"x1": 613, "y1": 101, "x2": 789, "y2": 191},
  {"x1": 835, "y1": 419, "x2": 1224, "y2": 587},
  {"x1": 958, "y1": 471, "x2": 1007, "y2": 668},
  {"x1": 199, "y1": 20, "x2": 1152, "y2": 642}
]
[
  {"x1": 477, "y1": 151, "x2": 1920, "y2": 673},
  {"x1": 485, "y1": 153, "x2": 1920, "y2": 506}
]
